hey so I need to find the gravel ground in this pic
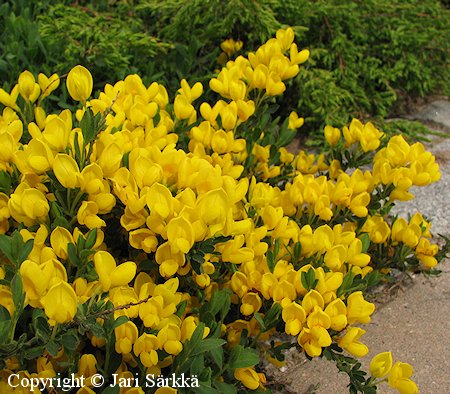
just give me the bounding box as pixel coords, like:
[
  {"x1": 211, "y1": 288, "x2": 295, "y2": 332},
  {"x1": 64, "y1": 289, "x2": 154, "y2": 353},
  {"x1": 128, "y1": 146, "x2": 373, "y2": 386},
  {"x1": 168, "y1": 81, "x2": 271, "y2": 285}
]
[{"x1": 275, "y1": 100, "x2": 450, "y2": 394}]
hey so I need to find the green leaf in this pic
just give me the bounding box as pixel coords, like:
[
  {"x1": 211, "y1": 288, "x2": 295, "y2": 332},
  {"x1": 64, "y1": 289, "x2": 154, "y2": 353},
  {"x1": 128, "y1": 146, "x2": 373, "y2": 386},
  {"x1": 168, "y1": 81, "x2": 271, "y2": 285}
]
[
  {"x1": 110, "y1": 315, "x2": 129, "y2": 331},
  {"x1": 293, "y1": 241, "x2": 302, "y2": 261},
  {"x1": 209, "y1": 345, "x2": 224, "y2": 369},
  {"x1": 213, "y1": 381, "x2": 237, "y2": 394},
  {"x1": 61, "y1": 332, "x2": 79, "y2": 352},
  {"x1": 301, "y1": 268, "x2": 317, "y2": 291},
  {"x1": 85, "y1": 228, "x2": 98, "y2": 249},
  {"x1": 46, "y1": 340, "x2": 60, "y2": 357},
  {"x1": 11, "y1": 273, "x2": 24, "y2": 311},
  {"x1": 17, "y1": 239, "x2": 34, "y2": 264},
  {"x1": 253, "y1": 313, "x2": 266, "y2": 331},
  {"x1": 191, "y1": 338, "x2": 226, "y2": 356},
  {"x1": 189, "y1": 322, "x2": 206, "y2": 349},
  {"x1": 208, "y1": 288, "x2": 231, "y2": 317},
  {"x1": 196, "y1": 384, "x2": 219, "y2": 394},
  {"x1": 101, "y1": 385, "x2": 120, "y2": 394},
  {"x1": 80, "y1": 109, "x2": 97, "y2": 143},
  {"x1": 360, "y1": 233, "x2": 370, "y2": 253},
  {"x1": 0, "y1": 234, "x2": 13, "y2": 263},
  {"x1": 0, "y1": 170, "x2": 11, "y2": 194},
  {"x1": 0, "y1": 305, "x2": 11, "y2": 345},
  {"x1": 23, "y1": 346, "x2": 46, "y2": 360},
  {"x1": 190, "y1": 354, "x2": 205, "y2": 376},
  {"x1": 67, "y1": 243, "x2": 81, "y2": 267},
  {"x1": 266, "y1": 249, "x2": 275, "y2": 272},
  {"x1": 337, "y1": 271, "x2": 355, "y2": 298},
  {"x1": 228, "y1": 345, "x2": 259, "y2": 369}
]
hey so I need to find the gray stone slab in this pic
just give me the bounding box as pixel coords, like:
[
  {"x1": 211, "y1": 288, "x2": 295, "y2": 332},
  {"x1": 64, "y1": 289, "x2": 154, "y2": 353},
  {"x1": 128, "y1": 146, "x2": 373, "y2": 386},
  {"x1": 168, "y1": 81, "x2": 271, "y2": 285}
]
[{"x1": 409, "y1": 100, "x2": 450, "y2": 130}]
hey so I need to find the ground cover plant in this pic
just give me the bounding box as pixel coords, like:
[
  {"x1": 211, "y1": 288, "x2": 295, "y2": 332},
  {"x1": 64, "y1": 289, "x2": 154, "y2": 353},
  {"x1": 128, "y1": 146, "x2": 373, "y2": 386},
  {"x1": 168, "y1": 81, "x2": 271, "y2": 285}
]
[
  {"x1": 1, "y1": 0, "x2": 449, "y2": 142},
  {"x1": 0, "y1": 28, "x2": 447, "y2": 393}
]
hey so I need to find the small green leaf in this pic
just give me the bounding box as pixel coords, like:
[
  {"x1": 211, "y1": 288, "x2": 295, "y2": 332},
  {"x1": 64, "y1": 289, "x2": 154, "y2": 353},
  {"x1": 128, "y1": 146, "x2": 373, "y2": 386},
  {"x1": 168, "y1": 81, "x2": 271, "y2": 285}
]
[
  {"x1": 301, "y1": 268, "x2": 317, "y2": 291},
  {"x1": 11, "y1": 273, "x2": 24, "y2": 311},
  {"x1": 101, "y1": 385, "x2": 120, "y2": 394},
  {"x1": 0, "y1": 170, "x2": 12, "y2": 194},
  {"x1": 191, "y1": 338, "x2": 226, "y2": 356},
  {"x1": 360, "y1": 233, "x2": 370, "y2": 253},
  {"x1": 23, "y1": 346, "x2": 47, "y2": 360},
  {"x1": 266, "y1": 250, "x2": 275, "y2": 272},
  {"x1": 214, "y1": 381, "x2": 237, "y2": 394},
  {"x1": 61, "y1": 332, "x2": 79, "y2": 352},
  {"x1": 0, "y1": 305, "x2": 11, "y2": 345},
  {"x1": 228, "y1": 345, "x2": 259, "y2": 369},
  {"x1": 0, "y1": 234, "x2": 13, "y2": 263},
  {"x1": 85, "y1": 228, "x2": 98, "y2": 249},
  {"x1": 46, "y1": 340, "x2": 60, "y2": 357},
  {"x1": 110, "y1": 315, "x2": 129, "y2": 331},
  {"x1": 209, "y1": 345, "x2": 224, "y2": 369}
]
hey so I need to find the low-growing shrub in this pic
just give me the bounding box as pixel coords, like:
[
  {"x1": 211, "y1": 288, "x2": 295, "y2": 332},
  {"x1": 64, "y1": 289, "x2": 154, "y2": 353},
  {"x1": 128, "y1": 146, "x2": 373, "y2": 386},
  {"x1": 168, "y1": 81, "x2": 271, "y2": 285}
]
[
  {"x1": 0, "y1": 28, "x2": 446, "y2": 393},
  {"x1": 2, "y1": 0, "x2": 449, "y2": 142}
]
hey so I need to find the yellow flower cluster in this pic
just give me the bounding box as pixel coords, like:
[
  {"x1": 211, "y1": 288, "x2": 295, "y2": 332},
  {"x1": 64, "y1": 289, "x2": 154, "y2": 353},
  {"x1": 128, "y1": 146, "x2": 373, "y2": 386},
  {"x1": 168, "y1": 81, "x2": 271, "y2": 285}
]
[
  {"x1": 370, "y1": 352, "x2": 418, "y2": 393},
  {"x1": 0, "y1": 27, "x2": 439, "y2": 392}
]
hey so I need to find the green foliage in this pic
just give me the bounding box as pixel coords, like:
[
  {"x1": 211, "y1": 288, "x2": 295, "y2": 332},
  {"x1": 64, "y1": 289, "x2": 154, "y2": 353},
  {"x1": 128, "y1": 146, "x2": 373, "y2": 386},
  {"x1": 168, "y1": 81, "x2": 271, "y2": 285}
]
[
  {"x1": 1, "y1": 0, "x2": 448, "y2": 143},
  {"x1": 272, "y1": 0, "x2": 449, "y2": 136},
  {"x1": 0, "y1": 1, "x2": 52, "y2": 90},
  {"x1": 37, "y1": 3, "x2": 170, "y2": 89}
]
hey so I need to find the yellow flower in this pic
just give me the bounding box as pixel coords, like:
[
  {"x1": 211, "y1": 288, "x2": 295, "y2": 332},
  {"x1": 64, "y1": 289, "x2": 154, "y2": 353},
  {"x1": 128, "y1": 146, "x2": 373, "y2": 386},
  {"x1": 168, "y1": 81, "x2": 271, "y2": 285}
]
[
  {"x1": 324, "y1": 125, "x2": 341, "y2": 147},
  {"x1": 282, "y1": 301, "x2": 306, "y2": 336},
  {"x1": 115, "y1": 321, "x2": 139, "y2": 354},
  {"x1": 174, "y1": 94, "x2": 195, "y2": 120},
  {"x1": 36, "y1": 355, "x2": 56, "y2": 379},
  {"x1": 66, "y1": 65, "x2": 93, "y2": 102},
  {"x1": 337, "y1": 327, "x2": 369, "y2": 357},
  {"x1": 41, "y1": 281, "x2": 78, "y2": 323},
  {"x1": 286, "y1": 111, "x2": 304, "y2": 131},
  {"x1": 166, "y1": 216, "x2": 195, "y2": 254},
  {"x1": 240, "y1": 292, "x2": 262, "y2": 316},
  {"x1": 42, "y1": 115, "x2": 71, "y2": 152},
  {"x1": 388, "y1": 361, "x2": 418, "y2": 394},
  {"x1": 362, "y1": 216, "x2": 391, "y2": 244},
  {"x1": 234, "y1": 367, "x2": 266, "y2": 390},
  {"x1": 0, "y1": 86, "x2": 20, "y2": 110},
  {"x1": 178, "y1": 79, "x2": 203, "y2": 102},
  {"x1": 290, "y1": 43, "x2": 309, "y2": 65},
  {"x1": 370, "y1": 351, "x2": 393, "y2": 378},
  {"x1": 38, "y1": 73, "x2": 60, "y2": 99},
  {"x1": 77, "y1": 201, "x2": 106, "y2": 229},
  {"x1": 220, "y1": 38, "x2": 243, "y2": 56},
  {"x1": 133, "y1": 333, "x2": 160, "y2": 368},
  {"x1": 76, "y1": 354, "x2": 97, "y2": 386},
  {"x1": 18, "y1": 70, "x2": 40, "y2": 102},
  {"x1": 360, "y1": 122, "x2": 384, "y2": 152},
  {"x1": 50, "y1": 226, "x2": 74, "y2": 260},
  {"x1": 154, "y1": 388, "x2": 177, "y2": 394},
  {"x1": 53, "y1": 154, "x2": 83, "y2": 189},
  {"x1": 94, "y1": 251, "x2": 137, "y2": 292},
  {"x1": 298, "y1": 326, "x2": 332, "y2": 357},
  {"x1": 324, "y1": 299, "x2": 347, "y2": 331},
  {"x1": 157, "y1": 323, "x2": 182, "y2": 355},
  {"x1": 146, "y1": 182, "x2": 174, "y2": 219},
  {"x1": 346, "y1": 291, "x2": 375, "y2": 324},
  {"x1": 415, "y1": 238, "x2": 438, "y2": 268},
  {"x1": 8, "y1": 183, "x2": 50, "y2": 227}
]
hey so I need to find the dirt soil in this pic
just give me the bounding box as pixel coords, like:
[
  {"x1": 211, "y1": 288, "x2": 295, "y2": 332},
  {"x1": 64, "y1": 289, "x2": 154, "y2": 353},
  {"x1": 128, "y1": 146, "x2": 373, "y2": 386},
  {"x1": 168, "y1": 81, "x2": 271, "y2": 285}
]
[{"x1": 271, "y1": 258, "x2": 450, "y2": 394}]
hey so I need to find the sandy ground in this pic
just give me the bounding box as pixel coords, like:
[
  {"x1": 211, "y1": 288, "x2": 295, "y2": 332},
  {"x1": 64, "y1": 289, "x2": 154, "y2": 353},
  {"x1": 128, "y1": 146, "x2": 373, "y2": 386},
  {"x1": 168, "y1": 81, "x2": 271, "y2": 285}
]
[
  {"x1": 273, "y1": 258, "x2": 450, "y2": 394},
  {"x1": 274, "y1": 100, "x2": 450, "y2": 393}
]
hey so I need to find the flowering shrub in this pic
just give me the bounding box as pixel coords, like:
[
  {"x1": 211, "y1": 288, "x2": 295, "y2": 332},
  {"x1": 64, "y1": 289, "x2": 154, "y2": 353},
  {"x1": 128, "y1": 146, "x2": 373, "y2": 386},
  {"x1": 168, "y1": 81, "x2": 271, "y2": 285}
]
[{"x1": 0, "y1": 28, "x2": 444, "y2": 393}]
